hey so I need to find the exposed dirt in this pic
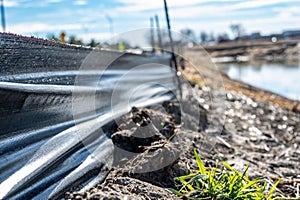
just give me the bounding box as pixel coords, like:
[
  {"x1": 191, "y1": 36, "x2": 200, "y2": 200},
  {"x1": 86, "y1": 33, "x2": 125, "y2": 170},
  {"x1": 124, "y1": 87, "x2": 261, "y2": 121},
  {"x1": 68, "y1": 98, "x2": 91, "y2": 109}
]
[
  {"x1": 66, "y1": 79, "x2": 300, "y2": 199},
  {"x1": 66, "y1": 48, "x2": 299, "y2": 200}
]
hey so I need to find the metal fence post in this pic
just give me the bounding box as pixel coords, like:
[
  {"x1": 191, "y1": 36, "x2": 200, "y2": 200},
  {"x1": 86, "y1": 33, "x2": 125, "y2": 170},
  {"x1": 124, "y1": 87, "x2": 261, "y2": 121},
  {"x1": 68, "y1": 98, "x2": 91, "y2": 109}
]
[
  {"x1": 1, "y1": 0, "x2": 6, "y2": 32},
  {"x1": 155, "y1": 15, "x2": 163, "y2": 51}
]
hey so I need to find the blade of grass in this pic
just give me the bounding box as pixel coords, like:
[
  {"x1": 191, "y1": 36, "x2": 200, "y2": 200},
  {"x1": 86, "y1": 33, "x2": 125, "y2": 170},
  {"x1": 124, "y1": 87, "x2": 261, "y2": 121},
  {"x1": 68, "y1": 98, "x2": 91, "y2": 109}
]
[
  {"x1": 222, "y1": 161, "x2": 258, "y2": 189},
  {"x1": 229, "y1": 173, "x2": 240, "y2": 193},
  {"x1": 178, "y1": 178, "x2": 195, "y2": 191},
  {"x1": 267, "y1": 179, "x2": 281, "y2": 199},
  {"x1": 177, "y1": 173, "x2": 197, "y2": 180},
  {"x1": 171, "y1": 149, "x2": 281, "y2": 199},
  {"x1": 194, "y1": 149, "x2": 207, "y2": 174},
  {"x1": 241, "y1": 178, "x2": 262, "y2": 190},
  {"x1": 166, "y1": 188, "x2": 184, "y2": 197}
]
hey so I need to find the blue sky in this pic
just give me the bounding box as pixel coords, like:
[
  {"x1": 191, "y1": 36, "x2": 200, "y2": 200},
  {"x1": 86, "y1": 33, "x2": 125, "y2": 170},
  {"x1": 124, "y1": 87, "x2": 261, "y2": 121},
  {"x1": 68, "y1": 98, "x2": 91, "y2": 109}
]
[{"x1": 3, "y1": 0, "x2": 300, "y2": 43}]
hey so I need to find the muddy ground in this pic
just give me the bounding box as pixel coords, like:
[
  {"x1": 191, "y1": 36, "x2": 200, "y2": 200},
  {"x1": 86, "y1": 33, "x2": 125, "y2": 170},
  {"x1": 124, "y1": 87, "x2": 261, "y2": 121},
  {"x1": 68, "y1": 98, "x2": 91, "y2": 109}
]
[{"x1": 66, "y1": 75, "x2": 300, "y2": 199}]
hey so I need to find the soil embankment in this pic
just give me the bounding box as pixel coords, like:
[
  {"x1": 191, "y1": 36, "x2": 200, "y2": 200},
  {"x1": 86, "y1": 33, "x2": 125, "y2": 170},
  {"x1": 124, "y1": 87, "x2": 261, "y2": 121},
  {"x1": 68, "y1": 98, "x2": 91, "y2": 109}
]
[
  {"x1": 66, "y1": 50, "x2": 300, "y2": 199},
  {"x1": 197, "y1": 40, "x2": 300, "y2": 62}
]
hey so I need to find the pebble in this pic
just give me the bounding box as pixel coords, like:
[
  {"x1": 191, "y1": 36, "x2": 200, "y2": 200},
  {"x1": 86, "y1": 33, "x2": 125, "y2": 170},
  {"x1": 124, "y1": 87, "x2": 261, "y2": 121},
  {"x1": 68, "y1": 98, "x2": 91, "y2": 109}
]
[
  {"x1": 246, "y1": 98, "x2": 253, "y2": 105},
  {"x1": 251, "y1": 102, "x2": 258, "y2": 108},
  {"x1": 270, "y1": 115, "x2": 275, "y2": 121},
  {"x1": 203, "y1": 104, "x2": 209, "y2": 110},
  {"x1": 282, "y1": 116, "x2": 288, "y2": 121},
  {"x1": 227, "y1": 118, "x2": 233, "y2": 123},
  {"x1": 282, "y1": 124, "x2": 287, "y2": 129},
  {"x1": 226, "y1": 92, "x2": 234, "y2": 100},
  {"x1": 249, "y1": 126, "x2": 262, "y2": 136},
  {"x1": 198, "y1": 98, "x2": 205, "y2": 103},
  {"x1": 287, "y1": 126, "x2": 294, "y2": 132}
]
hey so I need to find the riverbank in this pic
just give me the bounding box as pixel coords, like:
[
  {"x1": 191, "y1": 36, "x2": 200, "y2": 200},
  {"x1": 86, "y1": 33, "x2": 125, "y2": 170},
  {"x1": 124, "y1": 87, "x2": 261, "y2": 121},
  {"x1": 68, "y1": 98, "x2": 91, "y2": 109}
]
[
  {"x1": 66, "y1": 61, "x2": 300, "y2": 199},
  {"x1": 195, "y1": 40, "x2": 300, "y2": 63}
]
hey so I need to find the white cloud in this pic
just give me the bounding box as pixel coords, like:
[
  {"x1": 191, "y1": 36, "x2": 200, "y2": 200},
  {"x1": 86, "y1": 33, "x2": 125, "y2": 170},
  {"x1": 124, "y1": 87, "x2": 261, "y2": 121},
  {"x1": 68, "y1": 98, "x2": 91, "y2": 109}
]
[
  {"x1": 74, "y1": 0, "x2": 87, "y2": 6},
  {"x1": 8, "y1": 0, "x2": 65, "y2": 8},
  {"x1": 112, "y1": 0, "x2": 300, "y2": 35},
  {"x1": 115, "y1": 0, "x2": 300, "y2": 13},
  {"x1": 116, "y1": 0, "x2": 221, "y2": 12},
  {"x1": 172, "y1": 12, "x2": 300, "y2": 37},
  {"x1": 3, "y1": 0, "x2": 19, "y2": 7},
  {"x1": 5, "y1": 0, "x2": 300, "y2": 43},
  {"x1": 77, "y1": 32, "x2": 111, "y2": 42},
  {"x1": 8, "y1": 23, "x2": 84, "y2": 34},
  {"x1": 273, "y1": 6, "x2": 300, "y2": 18},
  {"x1": 233, "y1": 14, "x2": 300, "y2": 34},
  {"x1": 46, "y1": 0, "x2": 63, "y2": 3},
  {"x1": 159, "y1": 2, "x2": 288, "y2": 20},
  {"x1": 228, "y1": 0, "x2": 300, "y2": 10}
]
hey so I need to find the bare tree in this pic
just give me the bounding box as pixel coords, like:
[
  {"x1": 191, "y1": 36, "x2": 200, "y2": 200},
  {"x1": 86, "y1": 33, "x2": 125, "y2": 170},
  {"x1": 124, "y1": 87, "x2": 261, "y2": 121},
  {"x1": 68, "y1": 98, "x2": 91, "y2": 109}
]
[
  {"x1": 230, "y1": 24, "x2": 245, "y2": 39},
  {"x1": 217, "y1": 32, "x2": 229, "y2": 43},
  {"x1": 209, "y1": 31, "x2": 215, "y2": 42},
  {"x1": 200, "y1": 31, "x2": 208, "y2": 44},
  {"x1": 180, "y1": 28, "x2": 197, "y2": 42}
]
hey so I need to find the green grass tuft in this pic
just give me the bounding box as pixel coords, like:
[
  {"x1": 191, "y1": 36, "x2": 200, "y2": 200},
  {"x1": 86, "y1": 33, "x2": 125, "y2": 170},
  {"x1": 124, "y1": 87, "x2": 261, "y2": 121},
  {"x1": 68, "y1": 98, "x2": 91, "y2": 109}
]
[{"x1": 168, "y1": 149, "x2": 280, "y2": 200}]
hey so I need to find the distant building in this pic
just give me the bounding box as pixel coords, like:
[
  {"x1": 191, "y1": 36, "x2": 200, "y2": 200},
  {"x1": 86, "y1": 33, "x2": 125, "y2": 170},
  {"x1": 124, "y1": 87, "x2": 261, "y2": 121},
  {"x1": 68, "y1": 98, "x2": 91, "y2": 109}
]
[
  {"x1": 282, "y1": 30, "x2": 300, "y2": 39},
  {"x1": 250, "y1": 32, "x2": 261, "y2": 40},
  {"x1": 236, "y1": 35, "x2": 251, "y2": 41},
  {"x1": 240, "y1": 32, "x2": 290, "y2": 42},
  {"x1": 222, "y1": 30, "x2": 300, "y2": 43}
]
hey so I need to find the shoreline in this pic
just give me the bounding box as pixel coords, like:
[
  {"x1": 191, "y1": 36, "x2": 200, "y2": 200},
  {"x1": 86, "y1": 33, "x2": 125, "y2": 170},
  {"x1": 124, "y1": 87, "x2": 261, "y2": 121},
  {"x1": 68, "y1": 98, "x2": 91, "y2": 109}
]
[{"x1": 191, "y1": 39, "x2": 300, "y2": 64}]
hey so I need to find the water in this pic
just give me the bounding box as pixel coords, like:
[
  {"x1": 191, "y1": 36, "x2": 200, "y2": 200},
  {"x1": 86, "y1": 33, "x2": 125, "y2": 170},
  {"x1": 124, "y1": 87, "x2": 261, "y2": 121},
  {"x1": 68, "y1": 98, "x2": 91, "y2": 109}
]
[{"x1": 218, "y1": 62, "x2": 300, "y2": 100}]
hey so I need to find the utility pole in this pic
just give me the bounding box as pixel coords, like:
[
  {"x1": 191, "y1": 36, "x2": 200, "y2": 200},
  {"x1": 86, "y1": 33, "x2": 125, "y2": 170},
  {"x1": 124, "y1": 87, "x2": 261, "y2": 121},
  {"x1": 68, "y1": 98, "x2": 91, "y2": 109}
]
[
  {"x1": 1, "y1": 0, "x2": 6, "y2": 32},
  {"x1": 105, "y1": 14, "x2": 114, "y2": 38},
  {"x1": 163, "y1": 0, "x2": 181, "y2": 99},
  {"x1": 154, "y1": 15, "x2": 163, "y2": 50},
  {"x1": 163, "y1": 0, "x2": 178, "y2": 71},
  {"x1": 150, "y1": 17, "x2": 155, "y2": 52}
]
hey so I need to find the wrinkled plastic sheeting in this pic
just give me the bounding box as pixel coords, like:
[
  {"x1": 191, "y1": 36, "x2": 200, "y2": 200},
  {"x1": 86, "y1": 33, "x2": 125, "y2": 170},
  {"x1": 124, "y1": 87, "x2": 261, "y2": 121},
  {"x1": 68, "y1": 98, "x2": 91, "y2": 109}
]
[{"x1": 0, "y1": 51, "x2": 176, "y2": 199}]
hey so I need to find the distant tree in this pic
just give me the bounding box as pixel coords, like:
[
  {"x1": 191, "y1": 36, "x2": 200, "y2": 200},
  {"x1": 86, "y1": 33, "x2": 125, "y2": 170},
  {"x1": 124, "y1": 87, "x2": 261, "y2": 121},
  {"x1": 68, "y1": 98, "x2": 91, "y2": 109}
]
[
  {"x1": 88, "y1": 39, "x2": 100, "y2": 47},
  {"x1": 230, "y1": 24, "x2": 245, "y2": 39},
  {"x1": 47, "y1": 33, "x2": 60, "y2": 42},
  {"x1": 180, "y1": 28, "x2": 197, "y2": 42},
  {"x1": 209, "y1": 32, "x2": 215, "y2": 42},
  {"x1": 68, "y1": 36, "x2": 76, "y2": 44},
  {"x1": 68, "y1": 36, "x2": 84, "y2": 46},
  {"x1": 200, "y1": 31, "x2": 208, "y2": 44},
  {"x1": 217, "y1": 32, "x2": 230, "y2": 43}
]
